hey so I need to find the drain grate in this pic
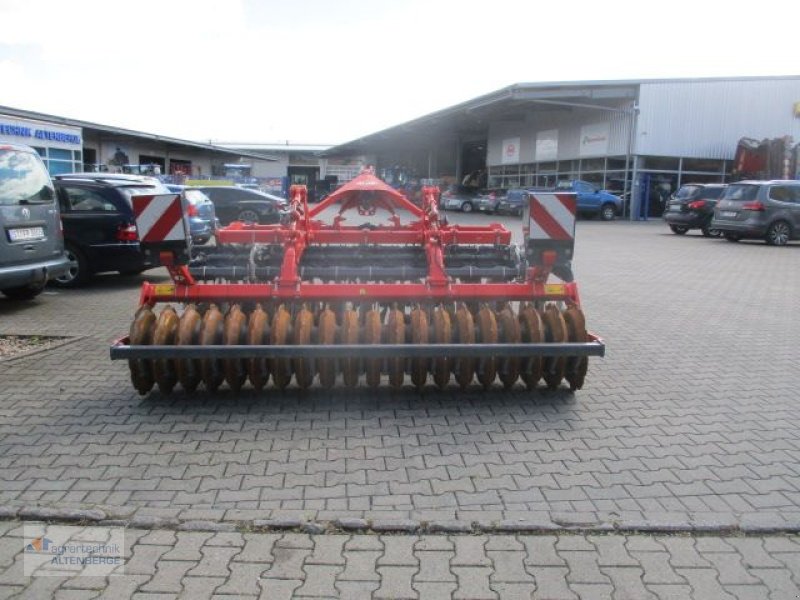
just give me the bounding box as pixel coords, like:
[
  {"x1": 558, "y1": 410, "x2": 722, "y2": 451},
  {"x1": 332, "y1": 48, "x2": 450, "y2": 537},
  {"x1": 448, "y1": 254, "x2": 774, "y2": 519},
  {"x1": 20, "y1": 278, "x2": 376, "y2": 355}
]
[{"x1": 0, "y1": 335, "x2": 74, "y2": 361}]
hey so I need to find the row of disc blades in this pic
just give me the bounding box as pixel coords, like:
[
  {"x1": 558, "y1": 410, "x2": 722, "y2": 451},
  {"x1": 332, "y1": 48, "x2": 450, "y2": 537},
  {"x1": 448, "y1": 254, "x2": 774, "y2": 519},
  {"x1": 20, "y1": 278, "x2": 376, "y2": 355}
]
[{"x1": 128, "y1": 302, "x2": 588, "y2": 395}]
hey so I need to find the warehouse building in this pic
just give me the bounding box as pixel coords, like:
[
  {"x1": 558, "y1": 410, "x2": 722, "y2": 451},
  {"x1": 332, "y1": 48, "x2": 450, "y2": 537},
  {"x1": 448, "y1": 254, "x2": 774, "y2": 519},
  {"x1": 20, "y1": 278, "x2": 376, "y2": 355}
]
[{"x1": 325, "y1": 76, "x2": 800, "y2": 217}]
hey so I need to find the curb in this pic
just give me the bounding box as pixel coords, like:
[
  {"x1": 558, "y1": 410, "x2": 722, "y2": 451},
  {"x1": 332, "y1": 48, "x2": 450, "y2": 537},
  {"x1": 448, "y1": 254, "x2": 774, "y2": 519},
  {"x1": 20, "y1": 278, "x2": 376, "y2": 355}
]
[{"x1": 2, "y1": 503, "x2": 800, "y2": 536}]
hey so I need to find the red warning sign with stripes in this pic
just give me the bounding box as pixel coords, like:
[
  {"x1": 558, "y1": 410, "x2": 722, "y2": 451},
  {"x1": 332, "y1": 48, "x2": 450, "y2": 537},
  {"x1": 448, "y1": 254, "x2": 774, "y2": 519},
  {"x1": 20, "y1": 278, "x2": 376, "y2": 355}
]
[
  {"x1": 131, "y1": 194, "x2": 186, "y2": 243},
  {"x1": 529, "y1": 193, "x2": 576, "y2": 241}
]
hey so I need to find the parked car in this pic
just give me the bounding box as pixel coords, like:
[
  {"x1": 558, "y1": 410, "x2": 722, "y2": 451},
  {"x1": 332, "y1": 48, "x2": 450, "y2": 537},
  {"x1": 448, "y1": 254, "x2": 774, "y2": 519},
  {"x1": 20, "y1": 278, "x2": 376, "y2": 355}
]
[
  {"x1": 52, "y1": 173, "x2": 173, "y2": 286},
  {"x1": 166, "y1": 185, "x2": 218, "y2": 245},
  {"x1": 475, "y1": 188, "x2": 508, "y2": 214},
  {"x1": 440, "y1": 185, "x2": 480, "y2": 212},
  {"x1": 555, "y1": 180, "x2": 623, "y2": 220},
  {"x1": 495, "y1": 188, "x2": 531, "y2": 216},
  {"x1": 193, "y1": 186, "x2": 287, "y2": 225},
  {"x1": 711, "y1": 180, "x2": 800, "y2": 245},
  {"x1": 663, "y1": 183, "x2": 727, "y2": 236},
  {"x1": 0, "y1": 143, "x2": 69, "y2": 300}
]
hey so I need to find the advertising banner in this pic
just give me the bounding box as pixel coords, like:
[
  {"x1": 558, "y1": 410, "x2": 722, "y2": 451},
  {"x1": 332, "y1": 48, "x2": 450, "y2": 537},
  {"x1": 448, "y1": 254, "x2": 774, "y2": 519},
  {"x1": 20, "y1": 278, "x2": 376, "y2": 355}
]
[
  {"x1": 579, "y1": 123, "x2": 610, "y2": 156},
  {"x1": 535, "y1": 129, "x2": 558, "y2": 161},
  {"x1": 501, "y1": 137, "x2": 520, "y2": 164}
]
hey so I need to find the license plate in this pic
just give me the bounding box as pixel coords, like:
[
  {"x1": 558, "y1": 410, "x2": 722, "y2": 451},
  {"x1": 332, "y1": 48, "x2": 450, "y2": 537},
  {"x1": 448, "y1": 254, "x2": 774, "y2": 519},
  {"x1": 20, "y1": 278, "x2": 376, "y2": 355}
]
[
  {"x1": 720, "y1": 211, "x2": 737, "y2": 218},
  {"x1": 9, "y1": 226, "x2": 45, "y2": 242}
]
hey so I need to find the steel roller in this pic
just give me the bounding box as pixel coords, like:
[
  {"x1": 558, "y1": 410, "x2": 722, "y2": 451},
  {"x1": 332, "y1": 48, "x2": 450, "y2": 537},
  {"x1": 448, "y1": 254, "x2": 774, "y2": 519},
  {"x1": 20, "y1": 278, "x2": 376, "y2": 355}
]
[{"x1": 126, "y1": 301, "x2": 590, "y2": 393}]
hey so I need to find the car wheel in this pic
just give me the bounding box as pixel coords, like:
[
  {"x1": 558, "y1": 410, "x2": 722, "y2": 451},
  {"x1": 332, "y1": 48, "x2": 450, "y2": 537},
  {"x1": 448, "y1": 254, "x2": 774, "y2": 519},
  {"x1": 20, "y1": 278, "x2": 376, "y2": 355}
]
[
  {"x1": 724, "y1": 233, "x2": 741, "y2": 242},
  {"x1": 669, "y1": 225, "x2": 688, "y2": 235},
  {"x1": 765, "y1": 220, "x2": 791, "y2": 246},
  {"x1": 236, "y1": 209, "x2": 260, "y2": 223},
  {"x1": 701, "y1": 226, "x2": 721, "y2": 237},
  {"x1": 2, "y1": 283, "x2": 45, "y2": 301},
  {"x1": 461, "y1": 202, "x2": 473, "y2": 213},
  {"x1": 600, "y1": 203, "x2": 616, "y2": 221},
  {"x1": 52, "y1": 245, "x2": 89, "y2": 288}
]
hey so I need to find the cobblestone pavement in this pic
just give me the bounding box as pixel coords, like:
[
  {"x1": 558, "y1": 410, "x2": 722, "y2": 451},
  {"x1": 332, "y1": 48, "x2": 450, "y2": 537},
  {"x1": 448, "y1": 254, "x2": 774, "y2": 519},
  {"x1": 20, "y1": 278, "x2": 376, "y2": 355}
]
[
  {"x1": 2, "y1": 520, "x2": 800, "y2": 599},
  {"x1": 0, "y1": 219, "x2": 798, "y2": 531}
]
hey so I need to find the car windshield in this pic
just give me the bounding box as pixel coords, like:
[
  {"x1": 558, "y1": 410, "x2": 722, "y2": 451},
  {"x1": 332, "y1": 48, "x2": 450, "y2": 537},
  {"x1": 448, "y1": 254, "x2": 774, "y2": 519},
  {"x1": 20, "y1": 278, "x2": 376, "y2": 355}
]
[
  {"x1": 674, "y1": 185, "x2": 701, "y2": 200},
  {"x1": 184, "y1": 189, "x2": 210, "y2": 204},
  {"x1": 0, "y1": 148, "x2": 55, "y2": 206},
  {"x1": 722, "y1": 184, "x2": 759, "y2": 202},
  {"x1": 555, "y1": 181, "x2": 573, "y2": 190}
]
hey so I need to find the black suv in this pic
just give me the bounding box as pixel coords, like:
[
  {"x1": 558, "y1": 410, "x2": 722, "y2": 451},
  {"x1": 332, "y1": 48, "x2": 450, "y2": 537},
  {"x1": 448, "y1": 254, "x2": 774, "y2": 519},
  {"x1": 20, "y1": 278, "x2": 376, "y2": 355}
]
[
  {"x1": 192, "y1": 186, "x2": 287, "y2": 225},
  {"x1": 663, "y1": 183, "x2": 727, "y2": 237},
  {"x1": 53, "y1": 173, "x2": 171, "y2": 286}
]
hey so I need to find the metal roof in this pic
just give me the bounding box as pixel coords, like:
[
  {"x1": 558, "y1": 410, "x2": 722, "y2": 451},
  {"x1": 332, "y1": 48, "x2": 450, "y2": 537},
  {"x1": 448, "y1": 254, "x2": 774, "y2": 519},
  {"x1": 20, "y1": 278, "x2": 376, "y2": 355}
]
[
  {"x1": 0, "y1": 105, "x2": 278, "y2": 162},
  {"x1": 323, "y1": 75, "x2": 800, "y2": 157}
]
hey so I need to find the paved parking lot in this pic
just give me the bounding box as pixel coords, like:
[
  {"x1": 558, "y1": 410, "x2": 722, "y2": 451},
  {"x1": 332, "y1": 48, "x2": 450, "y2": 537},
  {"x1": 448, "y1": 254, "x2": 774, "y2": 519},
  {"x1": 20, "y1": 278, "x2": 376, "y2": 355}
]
[{"x1": 1, "y1": 216, "x2": 799, "y2": 597}]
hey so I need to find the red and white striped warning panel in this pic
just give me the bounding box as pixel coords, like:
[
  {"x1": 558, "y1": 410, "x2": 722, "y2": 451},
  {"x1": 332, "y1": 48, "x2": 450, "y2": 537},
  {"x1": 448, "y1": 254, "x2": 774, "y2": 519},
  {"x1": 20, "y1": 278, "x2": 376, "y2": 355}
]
[
  {"x1": 529, "y1": 193, "x2": 576, "y2": 241},
  {"x1": 131, "y1": 194, "x2": 186, "y2": 243}
]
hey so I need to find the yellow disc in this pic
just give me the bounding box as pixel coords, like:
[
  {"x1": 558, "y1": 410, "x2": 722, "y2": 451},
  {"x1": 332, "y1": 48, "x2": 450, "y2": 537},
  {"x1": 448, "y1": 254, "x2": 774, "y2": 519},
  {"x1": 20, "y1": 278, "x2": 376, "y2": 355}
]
[
  {"x1": 364, "y1": 308, "x2": 382, "y2": 388},
  {"x1": 518, "y1": 303, "x2": 544, "y2": 390},
  {"x1": 293, "y1": 306, "x2": 315, "y2": 390},
  {"x1": 454, "y1": 304, "x2": 475, "y2": 389},
  {"x1": 200, "y1": 304, "x2": 225, "y2": 392},
  {"x1": 541, "y1": 303, "x2": 567, "y2": 390},
  {"x1": 317, "y1": 307, "x2": 337, "y2": 389},
  {"x1": 432, "y1": 306, "x2": 451, "y2": 390},
  {"x1": 562, "y1": 304, "x2": 589, "y2": 391},
  {"x1": 176, "y1": 305, "x2": 202, "y2": 393},
  {"x1": 270, "y1": 305, "x2": 292, "y2": 390},
  {"x1": 247, "y1": 304, "x2": 270, "y2": 391},
  {"x1": 223, "y1": 304, "x2": 248, "y2": 392},
  {"x1": 341, "y1": 309, "x2": 360, "y2": 387},
  {"x1": 497, "y1": 305, "x2": 521, "y2": 390},
  {"x1": 129, "y1": 306, "x2": 156, "y2": 395},
  {"x1": 153, "y1": 306, "x2": 179, "y2": 394},
  {"x1": 386, "y1": 307, "x2": 406, "y2": 388},
  {"x1": 476, "y1": 305, "x2": 498, "y2": 389},
  {"x1": 409, "y1": 307, "x2": 429, "y2": 390}
]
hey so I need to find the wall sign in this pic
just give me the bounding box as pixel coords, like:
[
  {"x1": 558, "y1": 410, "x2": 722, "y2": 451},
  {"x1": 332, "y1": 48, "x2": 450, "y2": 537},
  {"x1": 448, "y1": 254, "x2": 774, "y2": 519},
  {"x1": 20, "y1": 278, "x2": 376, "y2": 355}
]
[
  {"x1": 0, "y1": 118, "x2": 81, "y2": 146},
  {"x1": 535, "y1": 129, "x2": 558, "y2": 161},
  {"x1": 501, "y1": 137, "x2": 520, "y2": 164},
  {"x1": 579, "y1": 122, "x2": 610, "y2": 156}
]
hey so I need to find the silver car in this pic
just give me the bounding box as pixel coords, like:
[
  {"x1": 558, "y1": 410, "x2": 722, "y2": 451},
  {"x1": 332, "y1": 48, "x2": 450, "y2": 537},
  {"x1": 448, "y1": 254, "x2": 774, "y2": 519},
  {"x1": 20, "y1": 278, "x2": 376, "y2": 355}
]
[
  {"x1": 711, "y1": 180, "x2": 800, "y2": 245},
  {"x1": 0, "y1": 144, "x2": 69, "y2": 300}
]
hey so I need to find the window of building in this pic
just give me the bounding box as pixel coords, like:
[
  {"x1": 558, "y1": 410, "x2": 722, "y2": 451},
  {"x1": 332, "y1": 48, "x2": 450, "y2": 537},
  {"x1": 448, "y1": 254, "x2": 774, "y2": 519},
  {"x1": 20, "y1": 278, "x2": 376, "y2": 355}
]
[{"x1": 642, "y1": 156, "x2": 680, "y2": 170}]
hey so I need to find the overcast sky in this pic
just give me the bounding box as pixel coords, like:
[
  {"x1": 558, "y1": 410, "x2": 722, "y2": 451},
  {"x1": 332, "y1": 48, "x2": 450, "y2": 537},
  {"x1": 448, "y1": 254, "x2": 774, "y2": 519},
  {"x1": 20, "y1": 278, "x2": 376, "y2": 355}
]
[{"x1": 1, "y1": 0, "x2": 797, "y2": 146}]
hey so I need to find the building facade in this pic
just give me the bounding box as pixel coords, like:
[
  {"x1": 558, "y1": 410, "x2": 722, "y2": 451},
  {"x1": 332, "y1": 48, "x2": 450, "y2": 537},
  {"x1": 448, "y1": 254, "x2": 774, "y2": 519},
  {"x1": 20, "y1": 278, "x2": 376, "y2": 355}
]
[
  {"x1": 0, "y1": 106, "x2": 276, "y2": 182},
  {"x1": 326, "y1": 76, "x2": 800, "y2": 218}
]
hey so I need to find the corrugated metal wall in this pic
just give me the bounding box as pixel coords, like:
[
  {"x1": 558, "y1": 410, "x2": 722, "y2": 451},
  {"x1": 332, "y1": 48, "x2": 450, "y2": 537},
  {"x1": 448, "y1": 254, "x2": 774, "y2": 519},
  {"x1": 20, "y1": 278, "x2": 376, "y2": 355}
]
[{"x1": 636, "y1": 78, "x2": 800, "y2": 159}]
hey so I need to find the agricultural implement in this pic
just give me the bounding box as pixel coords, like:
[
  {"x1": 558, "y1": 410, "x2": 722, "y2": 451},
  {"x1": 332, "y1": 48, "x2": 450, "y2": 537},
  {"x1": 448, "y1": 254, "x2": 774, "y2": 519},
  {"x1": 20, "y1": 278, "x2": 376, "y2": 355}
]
[{"x1": 110, "y1": 169, "x2": 604, "y2": 394}]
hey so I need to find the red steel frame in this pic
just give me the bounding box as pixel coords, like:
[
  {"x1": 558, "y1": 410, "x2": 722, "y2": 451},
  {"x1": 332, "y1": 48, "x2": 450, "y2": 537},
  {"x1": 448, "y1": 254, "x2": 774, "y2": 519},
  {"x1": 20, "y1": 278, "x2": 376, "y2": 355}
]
[{"x1": 138, "y1": 170, "x2": 581, "y2": 308}]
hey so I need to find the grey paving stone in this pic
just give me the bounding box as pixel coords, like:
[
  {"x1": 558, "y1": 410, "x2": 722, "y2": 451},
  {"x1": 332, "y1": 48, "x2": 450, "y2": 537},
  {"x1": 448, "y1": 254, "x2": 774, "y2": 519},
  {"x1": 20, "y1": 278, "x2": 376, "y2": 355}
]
[{"x1": 375, "y1": 566, "x2": 419, "y2": 600}]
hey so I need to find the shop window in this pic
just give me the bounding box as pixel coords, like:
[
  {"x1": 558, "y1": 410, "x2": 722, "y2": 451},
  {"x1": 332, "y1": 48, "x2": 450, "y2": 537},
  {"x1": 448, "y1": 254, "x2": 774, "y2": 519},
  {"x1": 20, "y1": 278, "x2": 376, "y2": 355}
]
[
  {"x1": 607, "y1": 157, "x2": 627, "y2": 170},
  {"x1": 33, "y1": 147, "x2": 46, "y2": 157},
  {"x1": 49, "y1": 148, "x2": 72, "y2": 161},
  {"x1": 581, "y1": 158, "x2": 605, "y2": 172},
  {"x1": 642, "y1": 156, "x2": 679, "y2": 170},
  {"x1": 538, "y1": 161, "x2": 557, "y2": 171},
  {"x1": 48, "y1": 160, "x2": 74, "y2": 175},
  {"x1": 682, "y1": 157, "x2": 723, "y2": 173},
  {"x1": 73, "y1": 150, "x2": 82, "y2": 162}
]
